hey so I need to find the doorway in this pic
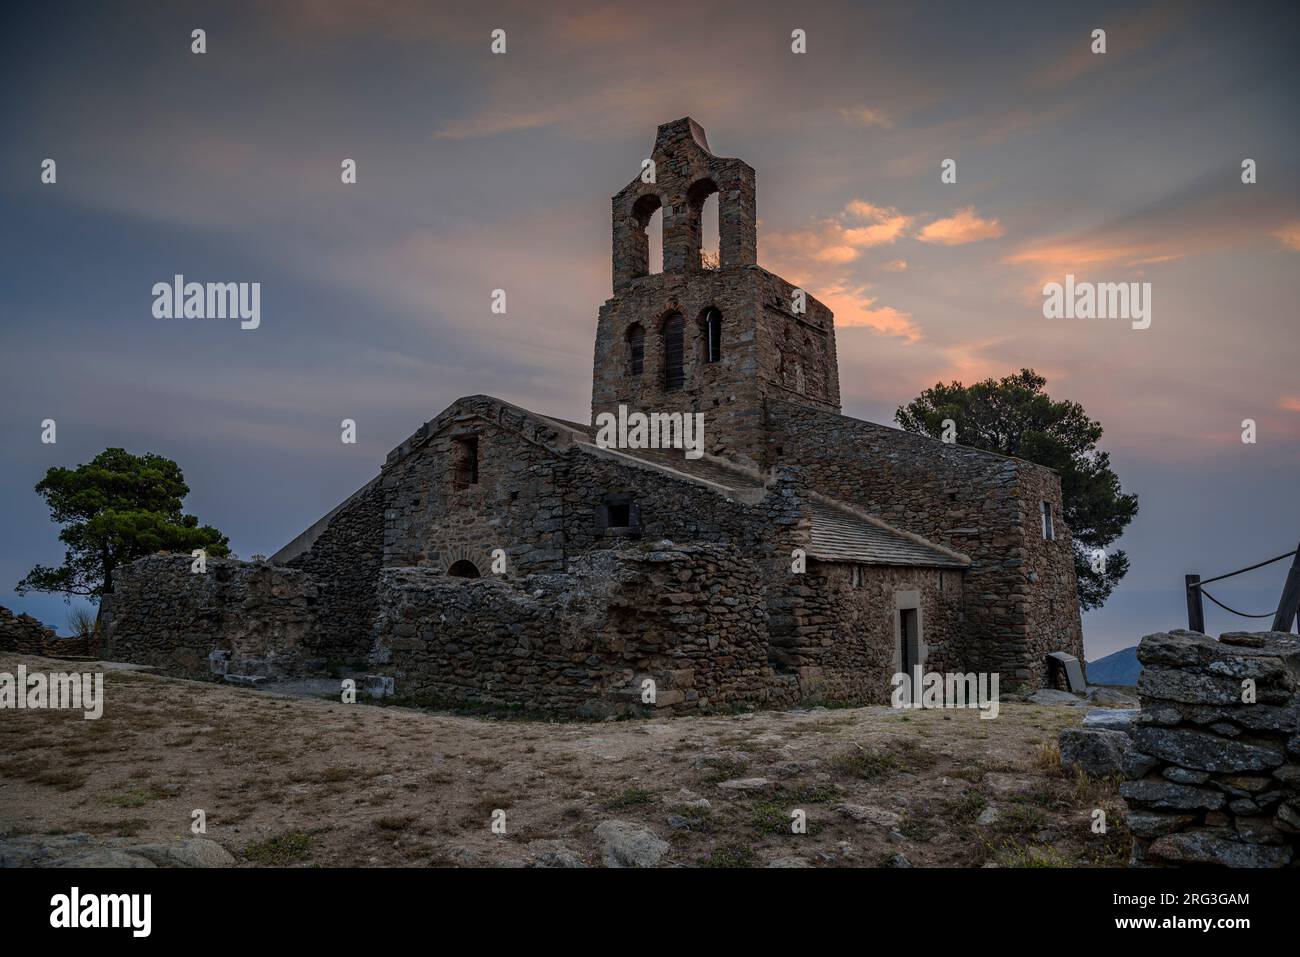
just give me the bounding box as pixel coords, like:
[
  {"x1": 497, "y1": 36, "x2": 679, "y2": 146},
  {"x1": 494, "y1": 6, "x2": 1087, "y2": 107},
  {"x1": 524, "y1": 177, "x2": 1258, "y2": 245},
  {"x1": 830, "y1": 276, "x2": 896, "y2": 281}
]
[{"x1": 899, "y1": 607, "x2": 919, "y2": 675}]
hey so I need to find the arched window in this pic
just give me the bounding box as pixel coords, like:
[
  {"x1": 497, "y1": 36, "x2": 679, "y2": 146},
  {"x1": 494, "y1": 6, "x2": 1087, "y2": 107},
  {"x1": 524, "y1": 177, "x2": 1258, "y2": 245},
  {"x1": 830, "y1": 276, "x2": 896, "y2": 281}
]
[
  {"x1": 703, "y1": 308, "x2": 722, "y2": 363},
  {"x1": 688, "y1": 178, "x2": 720, "y2": 270},
  {"x1": 662, "y1": 313, "x2": 685, "y2": 391},
  {"x1": 447, "y1": 560, "x2": 480, "y2": 578},
  {"x1": 627, "y1": 324, "x2": 645, "y2": 376},
  {"x1": 630, "y1": 194, "x2": 663, "y2": 278}
]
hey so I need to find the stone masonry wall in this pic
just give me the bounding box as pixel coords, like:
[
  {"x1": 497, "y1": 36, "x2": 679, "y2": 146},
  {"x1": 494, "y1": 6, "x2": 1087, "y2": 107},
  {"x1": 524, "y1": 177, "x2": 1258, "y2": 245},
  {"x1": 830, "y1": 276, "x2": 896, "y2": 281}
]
[
  {"x1": 370, "y1": 543, "x2": 797, "y2": 717},
  {"x1": 382, "y1": 395, "x2": 800, "y2": 580},
  {"x1": 285, "y1": 477, "x2": 383, "y2": 663},
  {"x1": 106, "y1": 556, "x2": 320, "y2": 680},
  {"x1": 0, "y1": 606, "x2": 93, "y2": 657},
  {"x1": 1121, "y1": 629, "x2": 1299, "y2": 867},
  {"x1": 596, "y1": 117, "x2": 840, "y2": 468},
  {"x1": 777, "y1": 564, "x2": 964, "y2": 704},
  {"x1": 765, "y1": 398, "x2": 1083, "y2": 687}
]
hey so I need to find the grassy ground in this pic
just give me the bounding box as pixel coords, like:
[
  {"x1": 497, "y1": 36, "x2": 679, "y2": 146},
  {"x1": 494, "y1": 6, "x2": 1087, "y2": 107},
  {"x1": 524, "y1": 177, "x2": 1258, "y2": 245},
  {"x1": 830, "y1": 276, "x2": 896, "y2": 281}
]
[{"x1": 0, "y1": 653, "x2": 1130, "y2": 867}]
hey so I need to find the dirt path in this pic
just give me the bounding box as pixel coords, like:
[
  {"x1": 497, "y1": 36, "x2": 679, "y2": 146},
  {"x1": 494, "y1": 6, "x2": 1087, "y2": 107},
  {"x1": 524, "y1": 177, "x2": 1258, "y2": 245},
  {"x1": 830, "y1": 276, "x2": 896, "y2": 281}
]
[{"x1": 0, "y1": 654, "x2": 1130, "y2": 867}]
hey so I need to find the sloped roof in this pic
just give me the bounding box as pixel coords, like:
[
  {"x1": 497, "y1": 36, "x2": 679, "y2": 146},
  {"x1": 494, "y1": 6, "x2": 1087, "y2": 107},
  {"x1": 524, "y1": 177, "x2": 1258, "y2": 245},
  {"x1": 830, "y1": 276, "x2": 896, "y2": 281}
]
[
  {"x1": 274, "y1": 396, "x2": 969, "y2": 572},
  {"x1": 546, "y1": 414, "x2": 967, "y2": 570},
  {"x1": 805, "y1": 501, "x2": 968, "y2": 569}
]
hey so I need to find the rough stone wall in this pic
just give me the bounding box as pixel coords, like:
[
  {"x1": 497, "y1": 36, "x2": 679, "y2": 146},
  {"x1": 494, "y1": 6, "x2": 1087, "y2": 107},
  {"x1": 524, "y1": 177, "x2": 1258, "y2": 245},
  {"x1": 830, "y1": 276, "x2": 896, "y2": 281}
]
[
  {"x1": 595, "y1": 118, "x2": 839, "y2": 468},
  {"x1": 1121, "y1": 629, "x2": 1299, "y2": 867},
  {"x1": 765, "y1": 398, "x2": 1083, "y2": 686},
  {"x1": 382, "y1": 396, "x2": 800, "y2": 580},
  {"x1": 370, "y1": 544, "x2": 797, "y2": 716},
  {"x1": 775, "y1": 564, "x2": 964, "y2": 704},
  {"x1": 1017, "y1": 464, "x2": 1085, "y2": 677},
  {"x1": 382, "y1": 399, "x2": 571, "y2": 574},
  {"x1": 105, "y1": 556, "x2": 320, "y2": 679},
  {"x1": 285, "y1": 478, "x2": 383, "y2": 663},
  {"x1": 0, "y1": 606, "x2": 56, "y2": 654}
]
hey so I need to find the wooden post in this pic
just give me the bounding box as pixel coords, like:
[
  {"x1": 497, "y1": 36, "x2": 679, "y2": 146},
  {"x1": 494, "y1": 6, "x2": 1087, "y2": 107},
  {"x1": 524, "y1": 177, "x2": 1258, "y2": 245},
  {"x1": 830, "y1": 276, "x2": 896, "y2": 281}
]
[
  {"x1": 1186, "y1": 574, "x2": 1204, "y2": 633},
  {"x1": 1271, "y1": 545, "x2": 1300, "y2": 632}
]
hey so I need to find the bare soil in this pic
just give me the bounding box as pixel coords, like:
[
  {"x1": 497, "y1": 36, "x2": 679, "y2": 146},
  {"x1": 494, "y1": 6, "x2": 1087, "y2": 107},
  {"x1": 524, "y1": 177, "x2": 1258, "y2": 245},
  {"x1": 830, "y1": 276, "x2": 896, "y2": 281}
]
[{"x1": 0, "y1": 653, "x2": 1130, "y2": 867}]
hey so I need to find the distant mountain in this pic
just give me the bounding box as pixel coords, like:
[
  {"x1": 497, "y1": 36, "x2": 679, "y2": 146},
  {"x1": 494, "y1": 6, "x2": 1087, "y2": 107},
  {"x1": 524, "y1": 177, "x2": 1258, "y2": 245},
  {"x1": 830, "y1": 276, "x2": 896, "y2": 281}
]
[{"x1": 1087, "y1": 645, "x2": 1141, "y2": 687}]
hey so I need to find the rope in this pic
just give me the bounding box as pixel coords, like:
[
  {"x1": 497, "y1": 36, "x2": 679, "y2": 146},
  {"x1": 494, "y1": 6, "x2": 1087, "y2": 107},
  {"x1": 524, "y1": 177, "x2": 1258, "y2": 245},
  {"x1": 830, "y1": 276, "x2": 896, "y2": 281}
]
[
  {"x1": 1199, "y1": 588, "x2": 1276, "y2": 619},
  {"x1": 1194, "y1": 549, "x2": 1298, "y2": 587}
]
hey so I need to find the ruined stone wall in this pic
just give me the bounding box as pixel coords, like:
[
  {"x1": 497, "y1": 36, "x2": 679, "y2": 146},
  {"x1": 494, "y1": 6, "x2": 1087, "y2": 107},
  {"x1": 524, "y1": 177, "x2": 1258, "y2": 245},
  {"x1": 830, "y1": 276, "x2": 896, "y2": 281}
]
[
  {"x1": 285, "y1": 478, "x2": 383, "y2": 663},
  {"x1": 0, "y1": 606, "x2": 92, "y2": 657},
  {"x1": 764, "y1": 398, "x2": 1082, "y2": 686},
  {"x1": 371, "y1": 544, "x2": 797, "y2": 716},
  {"x1": 1122, "y1": 630, "x2": 1299, "y2": 867},
  {"x1": 105, "y1": 556, "x2": 320, "y2": 680},
  {"x1": 775, "y1": 564, "x2": 964, "y2": 704}
]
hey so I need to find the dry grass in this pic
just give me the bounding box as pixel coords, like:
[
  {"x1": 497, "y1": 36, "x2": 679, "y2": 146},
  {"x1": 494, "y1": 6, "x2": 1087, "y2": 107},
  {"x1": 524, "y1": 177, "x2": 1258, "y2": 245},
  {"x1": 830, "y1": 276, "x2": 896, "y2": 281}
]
[{"x1": 0, "y1": 652, "x2": 1125, "y2": 868}]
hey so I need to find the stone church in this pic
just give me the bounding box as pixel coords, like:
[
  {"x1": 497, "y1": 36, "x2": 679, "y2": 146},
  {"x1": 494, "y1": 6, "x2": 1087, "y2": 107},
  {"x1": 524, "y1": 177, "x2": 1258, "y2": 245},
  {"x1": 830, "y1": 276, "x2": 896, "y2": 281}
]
[{"x1": 105, "y1": 118, "x2": 1084, "y2": 715}]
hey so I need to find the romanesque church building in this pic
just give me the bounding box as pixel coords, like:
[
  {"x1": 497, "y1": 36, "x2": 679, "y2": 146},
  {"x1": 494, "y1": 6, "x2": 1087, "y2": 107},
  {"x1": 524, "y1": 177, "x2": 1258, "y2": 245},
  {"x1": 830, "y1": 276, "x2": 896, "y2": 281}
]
[{"x1": 106, "y1": 119, "x2": 1084, "y2": 714}]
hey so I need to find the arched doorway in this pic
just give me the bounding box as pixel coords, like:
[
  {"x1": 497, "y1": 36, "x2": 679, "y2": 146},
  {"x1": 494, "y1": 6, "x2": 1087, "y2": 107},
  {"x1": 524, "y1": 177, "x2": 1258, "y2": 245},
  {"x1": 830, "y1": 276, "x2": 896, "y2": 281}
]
[{"x1": 447, "y1": 559, "x2": 481, "y2": 578}]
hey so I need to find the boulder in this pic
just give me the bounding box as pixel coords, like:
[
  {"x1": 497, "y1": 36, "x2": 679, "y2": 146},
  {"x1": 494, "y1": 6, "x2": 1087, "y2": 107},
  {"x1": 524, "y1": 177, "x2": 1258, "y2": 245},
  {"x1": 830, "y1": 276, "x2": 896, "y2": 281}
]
[
  {"x1": 594, "y1": 821, "x2": 669, "y2": 868},
  {"x1": 127, "y1": 839, "x2": 236, "y2": 868},
  {"x1": 1059, "y1": 727, "x2": 1130, "y2": 777}
]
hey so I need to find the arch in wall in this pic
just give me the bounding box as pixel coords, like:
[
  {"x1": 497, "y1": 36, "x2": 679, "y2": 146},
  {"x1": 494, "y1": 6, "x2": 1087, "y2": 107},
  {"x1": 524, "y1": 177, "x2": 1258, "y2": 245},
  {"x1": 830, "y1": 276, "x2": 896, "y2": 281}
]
[
  {"x1": 447, "y1": 559, "x2": 480, "y2": 578},
  {"x1": 626, "y1": 323, "x2": 645, "y2": 376},
  {"x1": 631, "y1": 193, "x2": 663, "y2": 277},
  {"x1": 699, "y1": 307, "x2": 722, "y2": 363},
  {"x1": 662, "y1": 312, "x2": 685, "y2": 390},
  {"x1": 687, "y1": 177, "x2": 720, "y2": 270},
  {"x1": 439, "y1": 541, "x2": 494, "y2": 577}
]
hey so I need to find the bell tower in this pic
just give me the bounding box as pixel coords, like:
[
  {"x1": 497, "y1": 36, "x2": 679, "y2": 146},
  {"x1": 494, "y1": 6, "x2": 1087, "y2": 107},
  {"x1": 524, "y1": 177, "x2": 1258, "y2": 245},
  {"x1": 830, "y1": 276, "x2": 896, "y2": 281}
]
[{"x1": 590, "y1": 118, "x2": 841, "y2": 468}]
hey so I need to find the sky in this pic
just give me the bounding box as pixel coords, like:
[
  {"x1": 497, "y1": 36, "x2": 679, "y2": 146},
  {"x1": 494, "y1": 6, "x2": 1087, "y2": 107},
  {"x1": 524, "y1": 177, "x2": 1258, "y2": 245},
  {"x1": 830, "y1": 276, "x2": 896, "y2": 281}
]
[{"x1": 1, "y1": 0, "x2": 1297, "y2": 657}]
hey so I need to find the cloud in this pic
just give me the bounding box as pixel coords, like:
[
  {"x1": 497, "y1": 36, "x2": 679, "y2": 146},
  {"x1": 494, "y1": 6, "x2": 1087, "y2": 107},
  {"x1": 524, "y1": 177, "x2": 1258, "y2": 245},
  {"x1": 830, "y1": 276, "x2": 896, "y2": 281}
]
[
  {"x1": 817, "y1": 283, "x2": 921, "y2": 343},
  {"x1": 838, "y1": 106, "x2": 892, "y2": 128},
  {"x1": 768, "y1": 200, "x2": 912, "y2": 266},
  {"x1": 764, "y1": 201, "x2": 919, "y2": 342},
  {"x1": 1273, "y1": 222, "x2": 1300, "y2": 251},
  {"x1": 432, "y1": 110, "x2": 560, "y2": 140},
  {"x1": 916, "y1": 207, "x2": 1005, "y2": 245},
  {"x1": 1281, "y1": 396, "x2": 1300, "y2": 413},
  {"x1": 881, "y1": 259, "x2": 908, "y2": 272}
]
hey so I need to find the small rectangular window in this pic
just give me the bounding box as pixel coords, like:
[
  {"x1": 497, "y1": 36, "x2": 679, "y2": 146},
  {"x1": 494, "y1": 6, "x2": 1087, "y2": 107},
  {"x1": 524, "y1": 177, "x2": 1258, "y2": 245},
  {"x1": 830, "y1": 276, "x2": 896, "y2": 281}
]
[
  {"x1": 453, "y1": 435, "x2": 479, "y2": 486},
  {"x1": 1041, "y1": 501, "x2": 1055, "y2": 540}
]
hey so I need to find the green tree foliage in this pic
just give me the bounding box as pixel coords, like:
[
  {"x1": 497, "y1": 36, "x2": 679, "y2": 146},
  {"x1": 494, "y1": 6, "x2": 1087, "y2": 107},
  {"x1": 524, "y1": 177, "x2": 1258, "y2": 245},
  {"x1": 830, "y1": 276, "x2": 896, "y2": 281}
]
[
  {"x1": 895, "y1": 369, "x2": 1138, "y2": 610},
  {"x1": 17, "y1": 448, "x2": 229, "y2": 600}
]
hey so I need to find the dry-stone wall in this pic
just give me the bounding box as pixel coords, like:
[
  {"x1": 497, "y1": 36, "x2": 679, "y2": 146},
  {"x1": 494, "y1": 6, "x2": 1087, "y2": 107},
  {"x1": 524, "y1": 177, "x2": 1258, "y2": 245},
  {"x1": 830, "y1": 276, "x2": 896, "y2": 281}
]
[
  {"x1": 0, "y1": 606, "x2": 57, "y2": 654},
  {"x1": 370, "y1": 542, "x2": 795, "y2": 716},
  {"x1": 105, "y1": 555, "x2": 320, "y2": 680},
  {"x1": 0, "y1": 606, "x2": 83, "y2": 656},
  {"x1": 1122, "y1": 629, "x2": 1299, "y2": 867}
]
